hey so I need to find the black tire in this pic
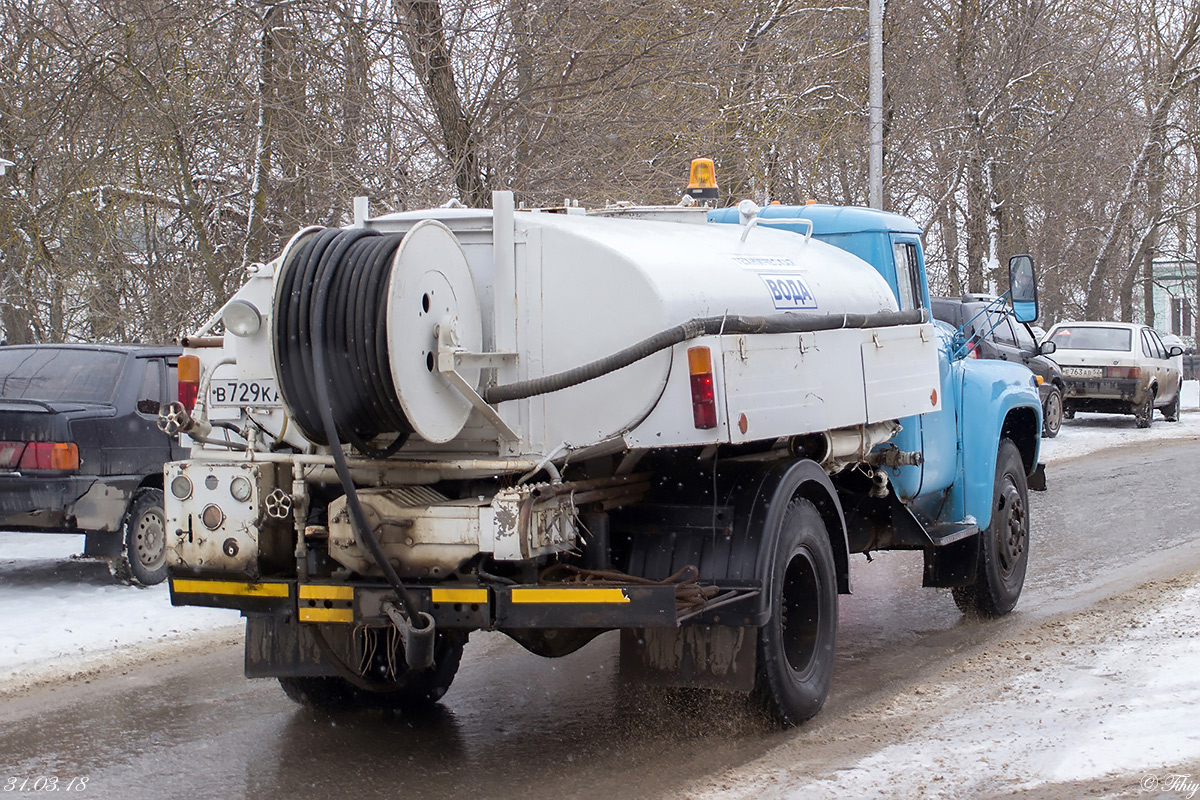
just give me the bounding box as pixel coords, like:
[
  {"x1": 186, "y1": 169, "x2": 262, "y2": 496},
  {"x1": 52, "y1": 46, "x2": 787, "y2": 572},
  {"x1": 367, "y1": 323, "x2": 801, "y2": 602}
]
[
  {"x1": 278, "y1": 675, "x2": 357, "y2": 711},
  {"x1": 1164, "y1": 390, "x2": 1181, "y2": 422},
  {"x1": 123, "y1": 488, "x2": 168, "y2": 586},
  {"x1": 1134, "y1": 389, "x2": 1155, "y2": 428},
  {"x1": 953, "y1": 439, "x2": 1029, "y2": 617},
  {"x1": 1062, "y1": 406, "x2": 1075, "y2": 420},
  {"x1": 1041, "y1": 387, "x2": 1063, "y2": 438},
  {"x1": 753, "y1": 498, "x2": 838, "y2": 726},
  {"x1": 279, "y1": 631, "x2": 466, "y2": 713}
]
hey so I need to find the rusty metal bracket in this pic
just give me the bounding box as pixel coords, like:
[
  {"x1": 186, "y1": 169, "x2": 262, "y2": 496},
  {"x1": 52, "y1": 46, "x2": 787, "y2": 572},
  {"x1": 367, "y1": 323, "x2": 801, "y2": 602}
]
[{"x1": 436, "y1": 319, "x2": 519, "y2": 442}]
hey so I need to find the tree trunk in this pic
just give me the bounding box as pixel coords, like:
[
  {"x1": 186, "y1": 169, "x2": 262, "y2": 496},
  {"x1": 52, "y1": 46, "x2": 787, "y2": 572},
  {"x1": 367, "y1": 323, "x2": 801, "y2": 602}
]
[
  {"x1": 394, "y1": 0, "x2": 489, "y2": 207},
  {"x1": 1085, "y1": 1, "x2": 1200, "y2": 318}
]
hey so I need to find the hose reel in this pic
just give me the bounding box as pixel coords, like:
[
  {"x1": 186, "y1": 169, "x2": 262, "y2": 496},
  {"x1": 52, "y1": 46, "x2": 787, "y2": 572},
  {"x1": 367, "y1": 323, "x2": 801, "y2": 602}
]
[{"x1": 272, "y1": 220, "x2": 483, "y2": 450}]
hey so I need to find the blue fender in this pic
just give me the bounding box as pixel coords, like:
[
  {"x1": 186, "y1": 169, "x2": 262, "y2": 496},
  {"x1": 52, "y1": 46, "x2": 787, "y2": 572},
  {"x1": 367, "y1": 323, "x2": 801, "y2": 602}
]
[{"x1": 957, "y1": 360, "x2": 1042, "y2": 530}]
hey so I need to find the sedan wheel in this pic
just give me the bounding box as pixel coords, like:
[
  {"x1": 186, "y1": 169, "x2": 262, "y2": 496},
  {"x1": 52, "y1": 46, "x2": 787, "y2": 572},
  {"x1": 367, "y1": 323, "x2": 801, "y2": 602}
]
[
  {"x1": 1042, "y1": 388, "x2": 1063, "y2": 438},
  {"x1": 1134, "y1": 390, "x2": 1155, "y2": 429}
]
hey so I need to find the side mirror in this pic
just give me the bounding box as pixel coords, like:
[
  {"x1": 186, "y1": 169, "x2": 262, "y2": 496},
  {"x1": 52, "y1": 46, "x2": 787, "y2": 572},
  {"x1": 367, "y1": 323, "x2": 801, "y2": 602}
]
[
  {"x1": 1168, "y1": 345, "x2": 1184, "y2": 357},
  {"x1": 1038, "y1": 341, "x2": 1057, "y2": 356},
  {"x1": 1008, "y1": 254, "x2": 1038, "y2": 323}
]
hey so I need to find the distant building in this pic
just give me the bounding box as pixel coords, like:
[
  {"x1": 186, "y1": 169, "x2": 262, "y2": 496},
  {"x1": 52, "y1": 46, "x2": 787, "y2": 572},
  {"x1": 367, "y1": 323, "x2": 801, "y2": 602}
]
[{"x1": 1147, "y1": 259, "x2": 1196, "y2": 349}]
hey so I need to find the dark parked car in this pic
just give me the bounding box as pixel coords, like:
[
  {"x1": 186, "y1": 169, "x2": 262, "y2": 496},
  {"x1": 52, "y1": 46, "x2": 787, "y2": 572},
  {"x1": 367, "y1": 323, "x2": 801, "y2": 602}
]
[
  {"x1": 0, "y1": 344, "x2": 184, "y2": 584},
  {"x1": 932, "y1": 295, "x2": 1066, "y2": 437}
]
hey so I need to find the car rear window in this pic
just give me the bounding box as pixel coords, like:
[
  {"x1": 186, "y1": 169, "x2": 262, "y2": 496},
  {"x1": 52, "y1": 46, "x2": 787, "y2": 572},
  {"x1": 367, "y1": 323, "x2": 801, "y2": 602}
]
[
  {"x1": 0, "y1": 349, "x2": 126, "y2": 403},
  {"x1": 1047, "y1": 326, "x2": 1132, "y2": 352}
]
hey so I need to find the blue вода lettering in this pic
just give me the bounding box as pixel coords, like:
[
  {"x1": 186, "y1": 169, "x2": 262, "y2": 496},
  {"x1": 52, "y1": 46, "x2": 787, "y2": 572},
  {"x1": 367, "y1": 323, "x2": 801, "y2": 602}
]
[{"x1": 759, "y1": 273, "x2": 818, "y2": 310}]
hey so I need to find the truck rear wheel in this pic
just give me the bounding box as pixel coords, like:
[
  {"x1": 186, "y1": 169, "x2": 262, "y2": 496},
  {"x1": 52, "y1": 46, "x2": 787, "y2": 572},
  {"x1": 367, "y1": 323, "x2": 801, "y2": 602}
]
[
  {"x1": 279, "y1": 631, "x2": 466, "y2": 713},
  {"x1": 953, "y1": 439, "x2": 1029, "y2": 617},
  {"x1": 753, "y1": 498, "x2": 838, "y2": 726},
  {"x1": 123, "y1": 488, "x2": 168, "y2": 586}
]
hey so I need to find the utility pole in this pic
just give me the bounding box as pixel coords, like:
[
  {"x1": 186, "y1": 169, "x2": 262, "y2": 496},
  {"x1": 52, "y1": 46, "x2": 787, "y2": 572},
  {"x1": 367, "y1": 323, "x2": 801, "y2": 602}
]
[{"x1": 868, "y1": 0, "x2": 884, "y2": 209}]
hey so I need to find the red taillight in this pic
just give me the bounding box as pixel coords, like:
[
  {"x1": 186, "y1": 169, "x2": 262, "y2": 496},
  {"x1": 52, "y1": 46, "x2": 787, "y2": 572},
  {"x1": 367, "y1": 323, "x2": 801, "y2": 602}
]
[
  {"x1": 0, "y1": 441, "x2": 25, "y2": 469},
  {"x1": 17, "y1": 442, "x2": 79, "y2": 472},
  {"x1": 1106, "y1": 366, "x2": 1141, "y2": 379},
  {"x1": 178, "y1": 355, "x2": 201, "y2": 412},
  {"x1": 688, "y1": 346, "x2": 718, "y2": 430}
]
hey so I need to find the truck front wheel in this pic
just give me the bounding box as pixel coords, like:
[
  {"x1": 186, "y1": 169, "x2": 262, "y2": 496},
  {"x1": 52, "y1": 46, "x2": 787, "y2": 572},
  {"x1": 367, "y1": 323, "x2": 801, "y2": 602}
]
[
  {"x1": 953, "y1": 439, "x2": 1029, "y2": 617},
  {"x1": 753, "y1": 498, "x2": 838, "y2": 726}
]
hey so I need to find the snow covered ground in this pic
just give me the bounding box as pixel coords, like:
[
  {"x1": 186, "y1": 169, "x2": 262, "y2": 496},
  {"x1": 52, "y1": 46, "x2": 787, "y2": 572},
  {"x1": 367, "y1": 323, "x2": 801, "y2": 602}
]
[
  {"x1": 0, "y1": 537, "x2": 240, "y2": 695},
  {"x1": 686, "y1": 571, "x2": 1200, "y2": 800},
  {"x1": 684, "y1": 380, "x2": 1200, "y2": 800},
  {"x1": 1039, "y1": 379, "x2": 1200, "y2": 464},
  {"x1": 3, "y1": 382, "x2": 1200, "y2": 796}
]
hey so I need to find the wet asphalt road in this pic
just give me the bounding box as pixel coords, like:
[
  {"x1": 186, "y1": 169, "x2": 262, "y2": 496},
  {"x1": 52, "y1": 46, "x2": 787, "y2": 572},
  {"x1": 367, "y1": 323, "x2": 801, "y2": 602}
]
[{"x1": 3, "y1": 433, "x2": 1200, "y2": 800}]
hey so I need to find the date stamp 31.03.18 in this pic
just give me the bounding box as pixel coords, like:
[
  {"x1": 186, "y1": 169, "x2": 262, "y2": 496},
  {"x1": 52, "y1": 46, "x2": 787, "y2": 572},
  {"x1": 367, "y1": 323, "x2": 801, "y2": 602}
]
[{"x1": 4, "y1": 777, "x2": 89, "y2": 792}]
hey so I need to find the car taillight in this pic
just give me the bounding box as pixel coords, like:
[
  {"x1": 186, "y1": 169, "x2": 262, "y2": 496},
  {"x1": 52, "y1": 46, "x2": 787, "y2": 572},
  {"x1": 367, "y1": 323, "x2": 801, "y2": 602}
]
[
  {"x1": 966, "y1": 345, "x2": 979, "y2": 359},
  {"x1": 17, "y1": 442, "x2": 79, "y2": 472},
  {"x1": 688, "y1": 346, "x2": 718, "y2": 430},
  {"x1": 1106, "y1": 366, "x2": 1141, "y2": 379},
  {"x1": 0, "y1": 441, "x2": 25, "y2": 469},
  {"x1": 178, "y1": 354, "x2": 201, "y2": 412}
]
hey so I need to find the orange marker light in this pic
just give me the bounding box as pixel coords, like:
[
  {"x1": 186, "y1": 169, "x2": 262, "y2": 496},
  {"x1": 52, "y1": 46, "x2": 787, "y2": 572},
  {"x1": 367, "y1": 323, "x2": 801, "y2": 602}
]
[
  {"x1": 178, "y1": 355, "x2": 201, "y2": 412},
  {"x1": 687, "y1": 346, "x2": 717, "y2": 430}
]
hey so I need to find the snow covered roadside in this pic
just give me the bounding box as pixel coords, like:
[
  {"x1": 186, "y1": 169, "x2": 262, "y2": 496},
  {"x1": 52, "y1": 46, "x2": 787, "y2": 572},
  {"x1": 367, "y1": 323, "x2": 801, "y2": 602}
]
[
  {"x1": 1039, "y1": 379, "x2": 1200, "y2": 465},
  {"x1": 684, "y1": 570, "x2": 1200, "y2": 800},
  {"x1": 680, "y1": 381, "x2": 1200, "y2": 800},
  {"x1": 0, "y1": 533, "x2": 241, "y2": 697}
]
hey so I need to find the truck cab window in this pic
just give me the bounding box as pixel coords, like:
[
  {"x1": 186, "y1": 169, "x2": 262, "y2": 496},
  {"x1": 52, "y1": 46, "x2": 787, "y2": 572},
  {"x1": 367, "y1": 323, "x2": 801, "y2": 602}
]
[{"x1": 892, "y1": 242, "x2": 924, "y2": 312}]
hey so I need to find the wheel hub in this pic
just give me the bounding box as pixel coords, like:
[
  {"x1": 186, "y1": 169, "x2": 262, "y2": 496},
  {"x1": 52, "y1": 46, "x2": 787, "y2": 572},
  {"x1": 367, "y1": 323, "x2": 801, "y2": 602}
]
[
  {"x1": 136, "y1": 510, "x2": 166, "y2": 569},
  {"x1": 996, "y1": 480, "x2": 1026, "y2": 577},
  {"x1": 780, "y1": 551, "x2": 821, "y2": 675}
]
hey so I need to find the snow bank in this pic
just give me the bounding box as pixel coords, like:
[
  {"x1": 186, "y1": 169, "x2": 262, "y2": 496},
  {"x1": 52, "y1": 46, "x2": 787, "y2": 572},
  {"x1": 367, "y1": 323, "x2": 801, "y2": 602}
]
[
  {"x1": 0, "y1": 533, "x2": 240, "y2": 693},
  {"x1": 1038, "y1": 379, "x2": 1200, "y2": 464},
  {"x1": 686, "y1": 576, "x2": 1200, "y2": 799}
]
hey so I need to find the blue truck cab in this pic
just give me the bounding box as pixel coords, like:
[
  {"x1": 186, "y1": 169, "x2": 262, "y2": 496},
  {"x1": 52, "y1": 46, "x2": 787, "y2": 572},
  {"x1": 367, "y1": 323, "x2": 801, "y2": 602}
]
[{"x1": 711, "y1": 202, "x2": 1044, "y2": 613}]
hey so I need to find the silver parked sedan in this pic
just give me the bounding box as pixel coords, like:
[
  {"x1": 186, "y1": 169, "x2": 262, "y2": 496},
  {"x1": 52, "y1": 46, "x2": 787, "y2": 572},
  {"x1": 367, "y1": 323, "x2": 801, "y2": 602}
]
[{"x1": 1044, "y1": 321, "x2": 1183, "y2": 427}]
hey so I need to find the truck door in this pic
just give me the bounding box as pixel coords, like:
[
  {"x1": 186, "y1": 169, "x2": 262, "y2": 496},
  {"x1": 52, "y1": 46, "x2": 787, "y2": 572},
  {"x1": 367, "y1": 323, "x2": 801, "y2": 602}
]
[{"x1": 887, "y1": 236, "x2": 928, "y2": 499}]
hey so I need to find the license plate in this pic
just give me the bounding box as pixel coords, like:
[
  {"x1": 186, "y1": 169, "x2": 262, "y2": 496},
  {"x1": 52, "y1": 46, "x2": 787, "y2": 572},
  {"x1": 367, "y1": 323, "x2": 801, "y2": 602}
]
[
  {"x1": 209, "y1": 379, "x2": 282, "y2": 407},
  {"x1": 1062, "y1": 366, "x2": 1103, "y2": 378}
]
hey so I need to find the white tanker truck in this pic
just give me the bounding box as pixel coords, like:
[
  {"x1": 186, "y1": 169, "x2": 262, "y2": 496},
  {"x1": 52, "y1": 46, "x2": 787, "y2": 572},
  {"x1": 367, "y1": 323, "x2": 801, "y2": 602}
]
[{"x1": 160, "y1": 173, "x2": 1044, "y2": 725}]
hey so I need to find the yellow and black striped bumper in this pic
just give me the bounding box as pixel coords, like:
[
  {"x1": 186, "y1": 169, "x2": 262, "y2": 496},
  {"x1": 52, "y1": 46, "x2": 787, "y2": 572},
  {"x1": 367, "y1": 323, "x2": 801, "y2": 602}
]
[{"x1": 169, "y1": 576, "x2": 677, "y2": 629}]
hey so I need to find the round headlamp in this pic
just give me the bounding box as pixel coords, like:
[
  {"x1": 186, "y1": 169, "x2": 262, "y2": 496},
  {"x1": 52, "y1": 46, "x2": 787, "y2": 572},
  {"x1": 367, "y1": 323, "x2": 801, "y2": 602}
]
[{"x1": 222, "y1": 300, "x2": 262, "y2": 337}]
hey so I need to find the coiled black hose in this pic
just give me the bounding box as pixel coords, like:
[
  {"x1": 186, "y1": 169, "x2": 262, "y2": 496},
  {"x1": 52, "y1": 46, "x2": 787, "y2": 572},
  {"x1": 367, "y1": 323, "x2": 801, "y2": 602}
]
[
  {"x1": 274, "y1": 226, "x2": 421, "y2": 622},
  {"x1": 275, "y1": 228, "x2": 411, "y2": 456}
]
